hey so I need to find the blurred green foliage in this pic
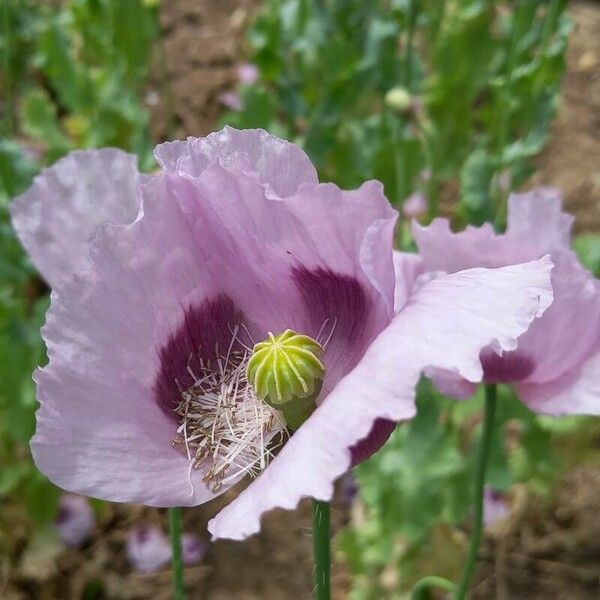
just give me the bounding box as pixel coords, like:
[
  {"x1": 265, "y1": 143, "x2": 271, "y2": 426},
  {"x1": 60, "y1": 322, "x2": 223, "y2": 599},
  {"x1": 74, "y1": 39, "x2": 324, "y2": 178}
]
[
  {"x1": 222, "y1": 0, "x2": 570, "y2": 232},
  {"x1": 574, "y1": 234, "x2": 600, "y2": 277},
  {"x1": 0, "y1": 0, "x2": 158, "y2": 524},
  {"x1": 0, "y1": 140, "x2": 58, "y2": 521},
  {"x1": 2, "y1": 0, "x2": 157, "y2": 166}
]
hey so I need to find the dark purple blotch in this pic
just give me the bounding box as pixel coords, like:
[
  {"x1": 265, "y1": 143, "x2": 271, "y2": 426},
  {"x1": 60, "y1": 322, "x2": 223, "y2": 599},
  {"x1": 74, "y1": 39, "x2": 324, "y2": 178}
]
[
  {"x1": 135, "y1": 526, "x2": 151, "y2": 544},
  {"x1": 339, "y1": 472, "x2": 359, "y2": 505},
  {"x1": 154, "y1": 295, "x2": 241, "y2": 415},
  {"x1": 481, "y1": 349, "x2": 535, "y2": 384},
  {"x1": 350, "y1": 418, "x2": 397, "y2": 465},
  {"x1": 56, "y1": 503, "x2": 72, "y2": 525},
  {"x1": 293, "y1": 266, "x2": 386, "y2": 462},
  {"x1": 292, "y1": 266, "x2": 370, "y2": 353}
]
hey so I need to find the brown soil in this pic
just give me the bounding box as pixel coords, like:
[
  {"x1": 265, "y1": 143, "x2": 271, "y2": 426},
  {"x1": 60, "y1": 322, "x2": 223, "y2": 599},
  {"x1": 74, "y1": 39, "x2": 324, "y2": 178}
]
[
  {"x1": 472, "y1": 470, "x2": 600, "y2": 600},
  {"x1": 148, "y1": 0, "x2": 256, "y2": 141},
  {"x1": 532, "y1": 1, "x2": 600, "y2": 232},
  {"x1": 2, "y1": 482, "x2": 351, "y2": 600},
  {"x1": 6, "y1": 471, "x2": 600, "y2": 599}
]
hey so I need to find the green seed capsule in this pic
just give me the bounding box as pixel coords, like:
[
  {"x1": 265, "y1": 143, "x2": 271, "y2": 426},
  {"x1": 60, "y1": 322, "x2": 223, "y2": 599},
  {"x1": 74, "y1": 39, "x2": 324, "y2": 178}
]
[
  {"x1": 247, "y1": 330, "x2": 325, "y2": 429},
  {"x1": 384, "y1": 86, "x2": 412, "y2": 113},
  {"x1": 247, "y1": 329, "x2": 325, "y2": 405}
]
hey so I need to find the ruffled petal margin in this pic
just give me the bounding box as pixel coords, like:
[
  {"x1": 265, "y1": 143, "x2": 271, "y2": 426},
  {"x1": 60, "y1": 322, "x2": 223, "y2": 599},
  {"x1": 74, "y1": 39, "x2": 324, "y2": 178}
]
[
  {"x1": 10, "y1": 149, "x2": 143, "y2": 288},
  {"x1": 31, "y1": 176, "x2": 227, "y2": 507},
  {"x1": 155, "y1": 126, "x2": 318, "y2": 198}
]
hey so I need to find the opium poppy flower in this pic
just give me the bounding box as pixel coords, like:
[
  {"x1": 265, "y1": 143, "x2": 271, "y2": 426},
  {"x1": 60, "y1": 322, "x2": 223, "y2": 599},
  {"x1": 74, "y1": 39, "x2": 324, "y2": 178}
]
[
  {"x1": 483, "y1": 487, "x2": 509, "y2": 528},
  {"x1": 127, "y1": 525, "x2": 171, "y2": 573},
  {"x1": 237, "y1": 63, "x2": 259, "y2": 85},
  {"x1": 402, "y1": 191, "x2": 427, "y2": 221},
  {"x1": 181, "y1": 533, "x2": 209, "y2": 565},
  {"x1": 10, "y1": 128, "x2": 552, "y2": 540},
  {"x1": 413, "y1": 188, "x2": 600, "y2": 416},
  {"x1": 55, "y1": 493, "x2": 95, "y2": 547}
]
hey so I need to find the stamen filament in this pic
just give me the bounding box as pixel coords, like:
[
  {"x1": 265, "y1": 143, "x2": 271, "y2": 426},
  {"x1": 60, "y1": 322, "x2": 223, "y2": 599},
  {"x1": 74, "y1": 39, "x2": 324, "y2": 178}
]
[{"x1": 172, "y1": 326, "x2": 286, "y2": 492}]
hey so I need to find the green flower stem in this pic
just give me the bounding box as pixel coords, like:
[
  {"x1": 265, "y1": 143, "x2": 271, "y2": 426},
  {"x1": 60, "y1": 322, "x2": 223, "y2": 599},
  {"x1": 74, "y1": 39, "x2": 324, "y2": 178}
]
[
  {"x1": 404, "y1": 0, "x2": 418, "y2": 90},
  {"x1": 410, "y1": 575, "x2": 455, "y2": 599},
  {"x1": 454, "y1": 384, "x2": 497, "y2": 600},
  {"x1": 312, "y1": 499, "x2": 331, "y2": 600},
  {"x1": 168, "y1": 507, "x2": 185, "y2": 600}
]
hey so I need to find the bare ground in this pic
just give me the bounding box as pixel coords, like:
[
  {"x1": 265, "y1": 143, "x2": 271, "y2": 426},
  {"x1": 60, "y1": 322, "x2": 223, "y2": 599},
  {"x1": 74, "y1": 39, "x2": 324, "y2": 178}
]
[
  {"x1": 1, "y1": 482, "x2": 351, "y2": 600},
  {"x1": 148, "y1": 0, "x2": 256, "y2": 141},
  {"x1": 532, "y1": 1, "x2": 600, "y2": 232},
  {"x1": 473, "y1": 470, "x2": 600, "y2": 600}
]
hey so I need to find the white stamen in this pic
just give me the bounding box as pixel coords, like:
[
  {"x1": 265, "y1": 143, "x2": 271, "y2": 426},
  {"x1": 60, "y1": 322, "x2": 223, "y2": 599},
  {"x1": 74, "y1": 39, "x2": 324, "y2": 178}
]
[
  {"x1": 172, "y1": 328, "x2": 287, "y2": 492},
  {"x1": 315, "y1": 319, "x2": 330, "y2": 344},
  {"x1": 318, "y1": 317, "x2": 337, "y2": 349}
]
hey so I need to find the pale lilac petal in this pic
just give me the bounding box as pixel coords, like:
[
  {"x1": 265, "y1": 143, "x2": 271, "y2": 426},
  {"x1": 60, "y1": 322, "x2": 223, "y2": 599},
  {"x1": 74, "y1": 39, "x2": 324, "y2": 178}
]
[
  {"x1": 417, "y1": 229, "x2": 600, "y2": 414},
  {"x1": 55, "y1": 494, "x2": 95, "y2": 547},
  {"x1": 402, "y1": 192, "x2": 427, "y2": 220},
  {"x1": 413, "y1": 189, "x2": 600, "y2": 415},
  {"x1": 182, "y1": 533, "x2": 209, "y2": 565},
  {"x1": 414, "y1": 188, "x2": 573, "y2": 274},
  {"x1": 32, "y1": 177, "x2": 233, "y2": 507},
  {"x1": 127, "y1": 526, "x2": 171, "y2": 573},
  {"x1": 10, "y1": 149, "x2": 143, "y2": 288},
  {"x1": 218, "y1": 91, "x2": 243, "y2": 111},
  {"x1": 507, "y1": 188, "x2": 573, "y2": 251},
  {"x1": 155, "y1": 130, "x2": 393, "y2": 353},
  {"x1": 208, "y1": 257, "x2": 553, "y2": 540},
  {"x1": 237, "y1": 63, "x2": 259, "y2": 85},
  {"x1": 33, "y1": 167, "x2": 395, "y2": 506},
  {"x1": 279, "y1": 179, "x2": 398, "y2": 353},
  {"x1": 424, "y1": 368, "x2": 476, "y2": 400},
  {"x1": 507, "y1": 252, "x2": 600, "y2": 385},
  {"x1": 413, "y1": 219, "x2": 528, "y2": 272},
  {"x1": 483, "y1": 488, "x2": 509, "y2": 528},
  {"x1": 392, "y1": 251, "x2": 423, "y2": 313},
  {"x1": 155, "y1": 127, "x2": 318, "y2": 198},
  {"x1": 517, "y1": 350, "x2": 600, "y2": 416}
]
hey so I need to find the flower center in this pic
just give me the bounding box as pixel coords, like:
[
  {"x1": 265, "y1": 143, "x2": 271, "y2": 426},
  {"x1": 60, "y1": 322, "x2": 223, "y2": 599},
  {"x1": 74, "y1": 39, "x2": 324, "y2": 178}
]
[
  {"x1": 171, "y1": 325, "x2": 287, "y2": 492},
  {"x1": 171, "y1": 326, "x2": 326, "y2": 491}
]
